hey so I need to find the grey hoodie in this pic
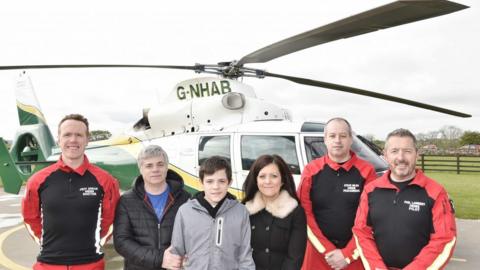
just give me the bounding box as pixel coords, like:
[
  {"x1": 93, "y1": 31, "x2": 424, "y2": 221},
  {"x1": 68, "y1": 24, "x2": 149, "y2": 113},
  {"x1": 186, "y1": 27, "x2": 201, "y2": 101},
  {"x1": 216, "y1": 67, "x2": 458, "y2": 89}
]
[{"x1": 171, "y1": 194, "x2": 255, "y2": 270}]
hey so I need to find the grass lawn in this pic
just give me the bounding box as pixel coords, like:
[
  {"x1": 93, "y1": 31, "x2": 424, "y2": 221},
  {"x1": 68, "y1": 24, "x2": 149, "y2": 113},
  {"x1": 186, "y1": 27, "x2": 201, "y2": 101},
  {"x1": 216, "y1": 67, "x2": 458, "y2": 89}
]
[{"x1": 425, "y1": 172, "x2": 480, "y2": 219}]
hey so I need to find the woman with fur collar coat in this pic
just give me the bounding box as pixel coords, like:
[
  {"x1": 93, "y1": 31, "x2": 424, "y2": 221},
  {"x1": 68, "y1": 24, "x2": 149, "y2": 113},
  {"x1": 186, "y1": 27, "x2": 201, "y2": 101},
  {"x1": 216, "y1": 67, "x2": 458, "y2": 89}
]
[{"x1": 243, "y1": 155, "x2": 307, "y2": 270}]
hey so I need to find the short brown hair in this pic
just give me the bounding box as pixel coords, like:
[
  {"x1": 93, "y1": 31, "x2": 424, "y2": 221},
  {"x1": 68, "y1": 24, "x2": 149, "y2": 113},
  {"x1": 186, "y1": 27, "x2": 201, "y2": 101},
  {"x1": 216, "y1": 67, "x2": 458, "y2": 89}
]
[
  {"x1": 199, "y1": 156, "x2": 232, "y2": 183},
  {"x1": 58, "y1": 114, "x2": 89, "y2": 136}
]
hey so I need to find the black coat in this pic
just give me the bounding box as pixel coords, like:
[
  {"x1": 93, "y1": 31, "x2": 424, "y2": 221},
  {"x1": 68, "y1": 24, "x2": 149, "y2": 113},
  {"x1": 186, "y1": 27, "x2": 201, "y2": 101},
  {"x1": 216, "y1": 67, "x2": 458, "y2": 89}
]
[
  {"x1": 246, "y1": 191, "x2": 307, "y2": 270},
  {"x1": 113, "y1": 170, "x2": 190, "y2": 270}
]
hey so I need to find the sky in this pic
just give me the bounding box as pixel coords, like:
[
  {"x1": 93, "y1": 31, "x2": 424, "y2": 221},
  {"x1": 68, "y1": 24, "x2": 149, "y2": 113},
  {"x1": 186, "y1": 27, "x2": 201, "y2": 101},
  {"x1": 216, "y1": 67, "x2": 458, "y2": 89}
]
[{"x1": 0, "y1": 0, "x2": 478, "y2": 141}]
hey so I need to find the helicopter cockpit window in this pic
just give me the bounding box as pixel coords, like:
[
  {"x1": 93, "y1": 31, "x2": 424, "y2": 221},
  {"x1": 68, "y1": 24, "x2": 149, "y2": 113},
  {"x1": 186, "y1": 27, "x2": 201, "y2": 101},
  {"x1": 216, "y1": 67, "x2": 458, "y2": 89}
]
[
  {"x1": 241, "y1": 135, "x2": 300, "y2": 174},
  {"x1": 198, "y1": 136, "x2": 231, "y2": 165},
  {"x1": 303, "y1": 137, "x2": 327, "y2": 161},
  {"x1": 303, "y1": 136, "x2": 388, "y2": 173},
  {"x1": 350, "y1": 136, "x2": 388, "y2": 172}
]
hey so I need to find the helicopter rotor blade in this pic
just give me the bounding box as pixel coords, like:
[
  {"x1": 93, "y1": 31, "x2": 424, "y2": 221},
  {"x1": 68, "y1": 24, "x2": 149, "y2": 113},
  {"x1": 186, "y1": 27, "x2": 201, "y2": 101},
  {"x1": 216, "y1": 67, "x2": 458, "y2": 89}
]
[
  {"x1": 264, "y1": 71, "x2": 471, "y2": 118},
  {"x1": 238, "y1": 0, "x2": 468, "y2": 65},
  {"x1": 0, "y1": 64, "x2": 198, "y2": 71}
]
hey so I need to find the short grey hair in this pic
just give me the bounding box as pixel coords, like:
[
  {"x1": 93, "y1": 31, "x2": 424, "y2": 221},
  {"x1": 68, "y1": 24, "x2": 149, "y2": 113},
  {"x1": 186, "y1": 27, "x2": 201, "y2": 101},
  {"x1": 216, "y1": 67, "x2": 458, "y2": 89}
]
[
  {"x1": 385, "y1": 128, "x2": 417, "y2": 150},
  {"x1": 137, "y1": 145, "x2": 169, "y2": 168},
  {"x1": 325, "y1": 117, "x2": 352, "y2": 137}
]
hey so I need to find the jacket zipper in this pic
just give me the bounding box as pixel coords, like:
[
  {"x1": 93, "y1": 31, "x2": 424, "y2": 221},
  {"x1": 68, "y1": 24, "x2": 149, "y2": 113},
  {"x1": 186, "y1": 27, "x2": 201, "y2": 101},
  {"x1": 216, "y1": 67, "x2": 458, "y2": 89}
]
[
  {"x1": 393, "y1": 188, "x2": 400, "y2": 205},
  {"x1": 157, "y1": 223, "x2": 162, "y2": 249},
  {"x1": 156, "y1": 193, "x2": 176, "y2": 248}
]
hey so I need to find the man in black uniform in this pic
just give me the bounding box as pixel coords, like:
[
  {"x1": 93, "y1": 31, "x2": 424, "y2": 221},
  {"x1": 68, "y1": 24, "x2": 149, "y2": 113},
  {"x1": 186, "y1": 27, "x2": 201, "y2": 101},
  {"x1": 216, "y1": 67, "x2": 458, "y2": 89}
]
[
  {"x1": 353, "y1": 129, "x2": 456, "y2": 270},
  {"x1": 298, "y1": 117, "x2": 376, "y2": 270},
  {"x1": 22, "y1": 114, "x2": 120, "y2": 270}
]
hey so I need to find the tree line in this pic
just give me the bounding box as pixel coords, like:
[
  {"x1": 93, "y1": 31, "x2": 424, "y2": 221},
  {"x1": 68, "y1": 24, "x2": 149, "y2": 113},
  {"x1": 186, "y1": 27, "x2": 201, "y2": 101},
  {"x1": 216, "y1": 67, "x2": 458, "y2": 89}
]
[{"x1": 363, "y1": 126, "x2": 480, "y2": 155}]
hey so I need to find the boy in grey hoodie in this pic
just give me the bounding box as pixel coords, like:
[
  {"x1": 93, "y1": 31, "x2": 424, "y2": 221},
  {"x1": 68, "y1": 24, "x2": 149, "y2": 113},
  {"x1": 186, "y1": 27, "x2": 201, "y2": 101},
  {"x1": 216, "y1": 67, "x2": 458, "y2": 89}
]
[{"x1": 171, "y1": 156, "x2": 255, "y2": 270}]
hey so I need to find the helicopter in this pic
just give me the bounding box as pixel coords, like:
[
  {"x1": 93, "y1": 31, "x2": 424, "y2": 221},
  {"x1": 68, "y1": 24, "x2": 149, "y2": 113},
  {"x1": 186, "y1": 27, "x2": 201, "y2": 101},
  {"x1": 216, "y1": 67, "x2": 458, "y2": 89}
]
[{"x1": 0, "y1": 0, "x2": 471, "y2": 196}]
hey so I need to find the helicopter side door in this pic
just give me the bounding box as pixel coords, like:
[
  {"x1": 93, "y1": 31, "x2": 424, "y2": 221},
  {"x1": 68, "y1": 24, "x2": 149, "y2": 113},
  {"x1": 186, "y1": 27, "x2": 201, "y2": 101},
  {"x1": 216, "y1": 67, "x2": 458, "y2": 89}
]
[{"x1": 233, "y1": 133, "x2": 303, "y2": 190}]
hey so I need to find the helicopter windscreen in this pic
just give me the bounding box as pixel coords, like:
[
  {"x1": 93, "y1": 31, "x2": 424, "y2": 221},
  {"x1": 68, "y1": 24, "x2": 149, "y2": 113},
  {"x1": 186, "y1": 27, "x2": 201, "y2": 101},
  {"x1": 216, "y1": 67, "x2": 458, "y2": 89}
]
[{"x1": 304, "y1": 136, "x2": 388, "y2": 174}]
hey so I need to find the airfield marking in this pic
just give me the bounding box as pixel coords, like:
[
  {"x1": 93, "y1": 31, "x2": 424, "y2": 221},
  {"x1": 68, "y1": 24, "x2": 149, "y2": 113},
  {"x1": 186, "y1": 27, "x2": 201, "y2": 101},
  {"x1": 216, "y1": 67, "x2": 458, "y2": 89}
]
[
  {"x1": 0, "y1": 224, "x2": 30, "y2": 270},
  {"x1": 0, "y1": 194, "x2": 22, "y2": 202},
  {"x1": 0, "y1": 213, "x2": 22, "y2": 229}
]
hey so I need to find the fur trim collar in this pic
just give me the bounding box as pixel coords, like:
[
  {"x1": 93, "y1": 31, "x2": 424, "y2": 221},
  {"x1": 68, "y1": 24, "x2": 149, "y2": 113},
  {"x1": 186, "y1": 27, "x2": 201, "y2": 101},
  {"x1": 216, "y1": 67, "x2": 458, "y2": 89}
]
[{"x1": 245, "y1": 190, "x2": 298, "y2": 218}]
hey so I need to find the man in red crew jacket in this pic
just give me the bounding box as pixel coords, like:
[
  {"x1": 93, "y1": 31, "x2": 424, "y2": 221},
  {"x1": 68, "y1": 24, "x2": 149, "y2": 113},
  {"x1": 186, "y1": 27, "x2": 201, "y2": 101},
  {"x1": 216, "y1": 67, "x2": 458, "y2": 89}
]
[
  {"x1": 353, "y1": 129, "x2": 456, "y2": 270},
  {"x1": 22, "y1": 114, "x2": 120, "y2": 270},
  {"x1": 298, "y1": 117, "x2": 377, "y2": 270}
]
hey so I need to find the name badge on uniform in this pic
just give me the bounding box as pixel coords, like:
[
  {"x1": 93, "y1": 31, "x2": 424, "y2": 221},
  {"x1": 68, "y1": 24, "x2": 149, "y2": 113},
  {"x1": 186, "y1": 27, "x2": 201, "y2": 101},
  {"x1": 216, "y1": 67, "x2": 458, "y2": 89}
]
[
  {"x1": 403, "y1": 200, "x2": 426, "y2": 212},
  {"x1": 343, "y1": 183, "x2": 360, "y2": 193},
  {"x1": 79, "y1": 187, "x2": 99, "y2": 197}
]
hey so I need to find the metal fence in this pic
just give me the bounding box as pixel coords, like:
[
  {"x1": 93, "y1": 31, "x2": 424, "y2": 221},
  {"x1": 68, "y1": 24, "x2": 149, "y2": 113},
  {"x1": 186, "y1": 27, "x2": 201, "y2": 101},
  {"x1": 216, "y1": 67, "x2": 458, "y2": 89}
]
[{"x1": 418, "y1": 154, "x2": 480, "y2": 174}]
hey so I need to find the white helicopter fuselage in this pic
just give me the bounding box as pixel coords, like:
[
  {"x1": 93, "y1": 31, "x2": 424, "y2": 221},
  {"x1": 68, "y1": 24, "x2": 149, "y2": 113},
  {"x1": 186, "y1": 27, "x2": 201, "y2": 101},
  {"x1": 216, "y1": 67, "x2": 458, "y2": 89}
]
[{"x1": 120, "y1": 77, "x2": 387, "y2": 196}]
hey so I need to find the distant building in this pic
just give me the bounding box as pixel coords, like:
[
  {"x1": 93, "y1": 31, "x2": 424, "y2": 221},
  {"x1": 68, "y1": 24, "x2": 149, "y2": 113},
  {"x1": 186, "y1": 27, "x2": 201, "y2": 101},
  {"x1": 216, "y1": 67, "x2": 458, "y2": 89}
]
[
  {"x1": 420, "y1": 144, "x2": 438, "y2": 154},
  {"x1": 458, "y1": 144, "x2": 480, "y2": 155}
]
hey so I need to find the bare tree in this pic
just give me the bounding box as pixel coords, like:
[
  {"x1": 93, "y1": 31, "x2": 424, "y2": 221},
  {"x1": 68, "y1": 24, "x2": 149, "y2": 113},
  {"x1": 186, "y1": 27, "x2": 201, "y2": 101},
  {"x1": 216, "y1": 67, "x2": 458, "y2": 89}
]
[
  {"x1": 439, "y1": 125, "x2": 463, "y2": 140},
  {"x1": 426, "y1": 130, "x2": 442, "y2": 140}
]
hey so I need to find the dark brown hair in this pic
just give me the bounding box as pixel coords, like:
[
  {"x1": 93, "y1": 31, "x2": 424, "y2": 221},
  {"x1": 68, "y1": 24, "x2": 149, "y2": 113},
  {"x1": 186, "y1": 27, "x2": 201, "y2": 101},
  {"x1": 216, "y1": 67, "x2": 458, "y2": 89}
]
[
  {"x1": 58, "y1": 114, "x2": 89, "y2": 136},
  {"x1": 199, "y1": 156, "x2": 232, "y2": 183},
  {"x1": 242, "y1": 154, "x2": 299, "y2": 203}
]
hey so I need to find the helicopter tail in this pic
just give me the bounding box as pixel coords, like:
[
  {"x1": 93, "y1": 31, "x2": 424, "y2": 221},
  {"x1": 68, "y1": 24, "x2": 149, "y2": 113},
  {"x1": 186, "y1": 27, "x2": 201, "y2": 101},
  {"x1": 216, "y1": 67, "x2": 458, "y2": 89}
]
[
  {"x1": 0, "y1": 138, "x2": 24, "y2": 194},
  {"x1": 0, "y1": 72, "x2": 56, "y2": 194},
  {"x1": 14, "y1": 71, "x2": 55, "y2": 153},
  {"x1": 16, "y1": 71, "x2": 50, "y2": 126}
]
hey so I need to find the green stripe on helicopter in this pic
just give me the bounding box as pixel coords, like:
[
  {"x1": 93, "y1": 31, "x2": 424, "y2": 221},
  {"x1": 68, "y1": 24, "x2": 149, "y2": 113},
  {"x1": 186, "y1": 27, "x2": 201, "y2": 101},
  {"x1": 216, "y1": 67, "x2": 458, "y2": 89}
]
[{"x1": 16, "y1": 101, "x2": 47, "y2": 125}]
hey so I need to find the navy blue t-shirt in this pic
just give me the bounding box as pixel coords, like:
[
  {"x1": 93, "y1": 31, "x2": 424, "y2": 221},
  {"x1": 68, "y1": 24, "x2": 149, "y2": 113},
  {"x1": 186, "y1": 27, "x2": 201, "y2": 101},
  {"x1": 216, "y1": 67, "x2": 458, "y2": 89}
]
[{"x1": 147, "y1": 185, "x2": 170, "y2": 220}]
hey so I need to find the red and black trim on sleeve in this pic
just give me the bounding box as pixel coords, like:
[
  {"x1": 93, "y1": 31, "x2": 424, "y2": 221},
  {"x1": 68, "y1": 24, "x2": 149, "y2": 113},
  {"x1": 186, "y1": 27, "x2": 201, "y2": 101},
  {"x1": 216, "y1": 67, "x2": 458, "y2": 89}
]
[
  {"x1": 353, "y1": 169, "x2": 456, "y2": 270},
  {"x1": 22, "y1": 155, "x2": 120, "y2": 265},
  {"x1": 298, "y1": 152, "x2": 377, "y2": 269}
]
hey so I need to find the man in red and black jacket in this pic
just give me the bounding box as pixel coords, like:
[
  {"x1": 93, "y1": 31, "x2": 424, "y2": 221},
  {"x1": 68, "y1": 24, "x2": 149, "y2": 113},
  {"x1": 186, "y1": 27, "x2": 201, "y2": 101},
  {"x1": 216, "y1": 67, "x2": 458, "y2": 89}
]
[
  {"x1": 22, "y1": 114, "x2": 120, "y2": 270},
  {"x1": 298, "y1": 118, "x2": 377, "y2": 270},
  {"x1": 353, "y1": 128, "x2": 456, "y2": 270}
]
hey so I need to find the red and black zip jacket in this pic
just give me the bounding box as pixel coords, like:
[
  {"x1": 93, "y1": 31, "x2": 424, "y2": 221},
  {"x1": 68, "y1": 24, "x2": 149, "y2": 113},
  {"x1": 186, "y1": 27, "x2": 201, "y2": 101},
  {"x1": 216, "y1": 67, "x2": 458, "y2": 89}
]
[
  {"x1": 298, "y1": 152, "x2": 377, "y2": 267},
  {"x1": 353, "y1": 170, "x2": 456, "y2": 270},
  {"x1": 22, "y1": 155, "x2": 120, "y2": 265}
]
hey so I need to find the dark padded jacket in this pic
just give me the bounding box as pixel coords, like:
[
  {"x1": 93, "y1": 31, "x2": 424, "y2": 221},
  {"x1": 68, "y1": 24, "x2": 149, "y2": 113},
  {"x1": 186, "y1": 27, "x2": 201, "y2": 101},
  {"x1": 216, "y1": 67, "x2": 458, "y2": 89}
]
[
  {"x1": 245, "y1": 190, "x2": 307, "y2": 270},
  {"x1": 113, "y1": 170, "x2": 190, "y2": 270}
]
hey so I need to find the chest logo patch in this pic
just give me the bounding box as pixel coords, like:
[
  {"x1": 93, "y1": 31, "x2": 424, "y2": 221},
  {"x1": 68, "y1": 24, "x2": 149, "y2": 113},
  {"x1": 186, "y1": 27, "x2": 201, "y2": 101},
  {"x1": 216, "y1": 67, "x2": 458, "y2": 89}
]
[
  {"x1": 403, "y1": 200, "x2": 426, "y2": 212},
  {"x1": 343, "y1": 183, "x2": 360, "y2": 193},
  {"x1": 79, "y1": 187, "x2": 98, "y2": 197}
]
